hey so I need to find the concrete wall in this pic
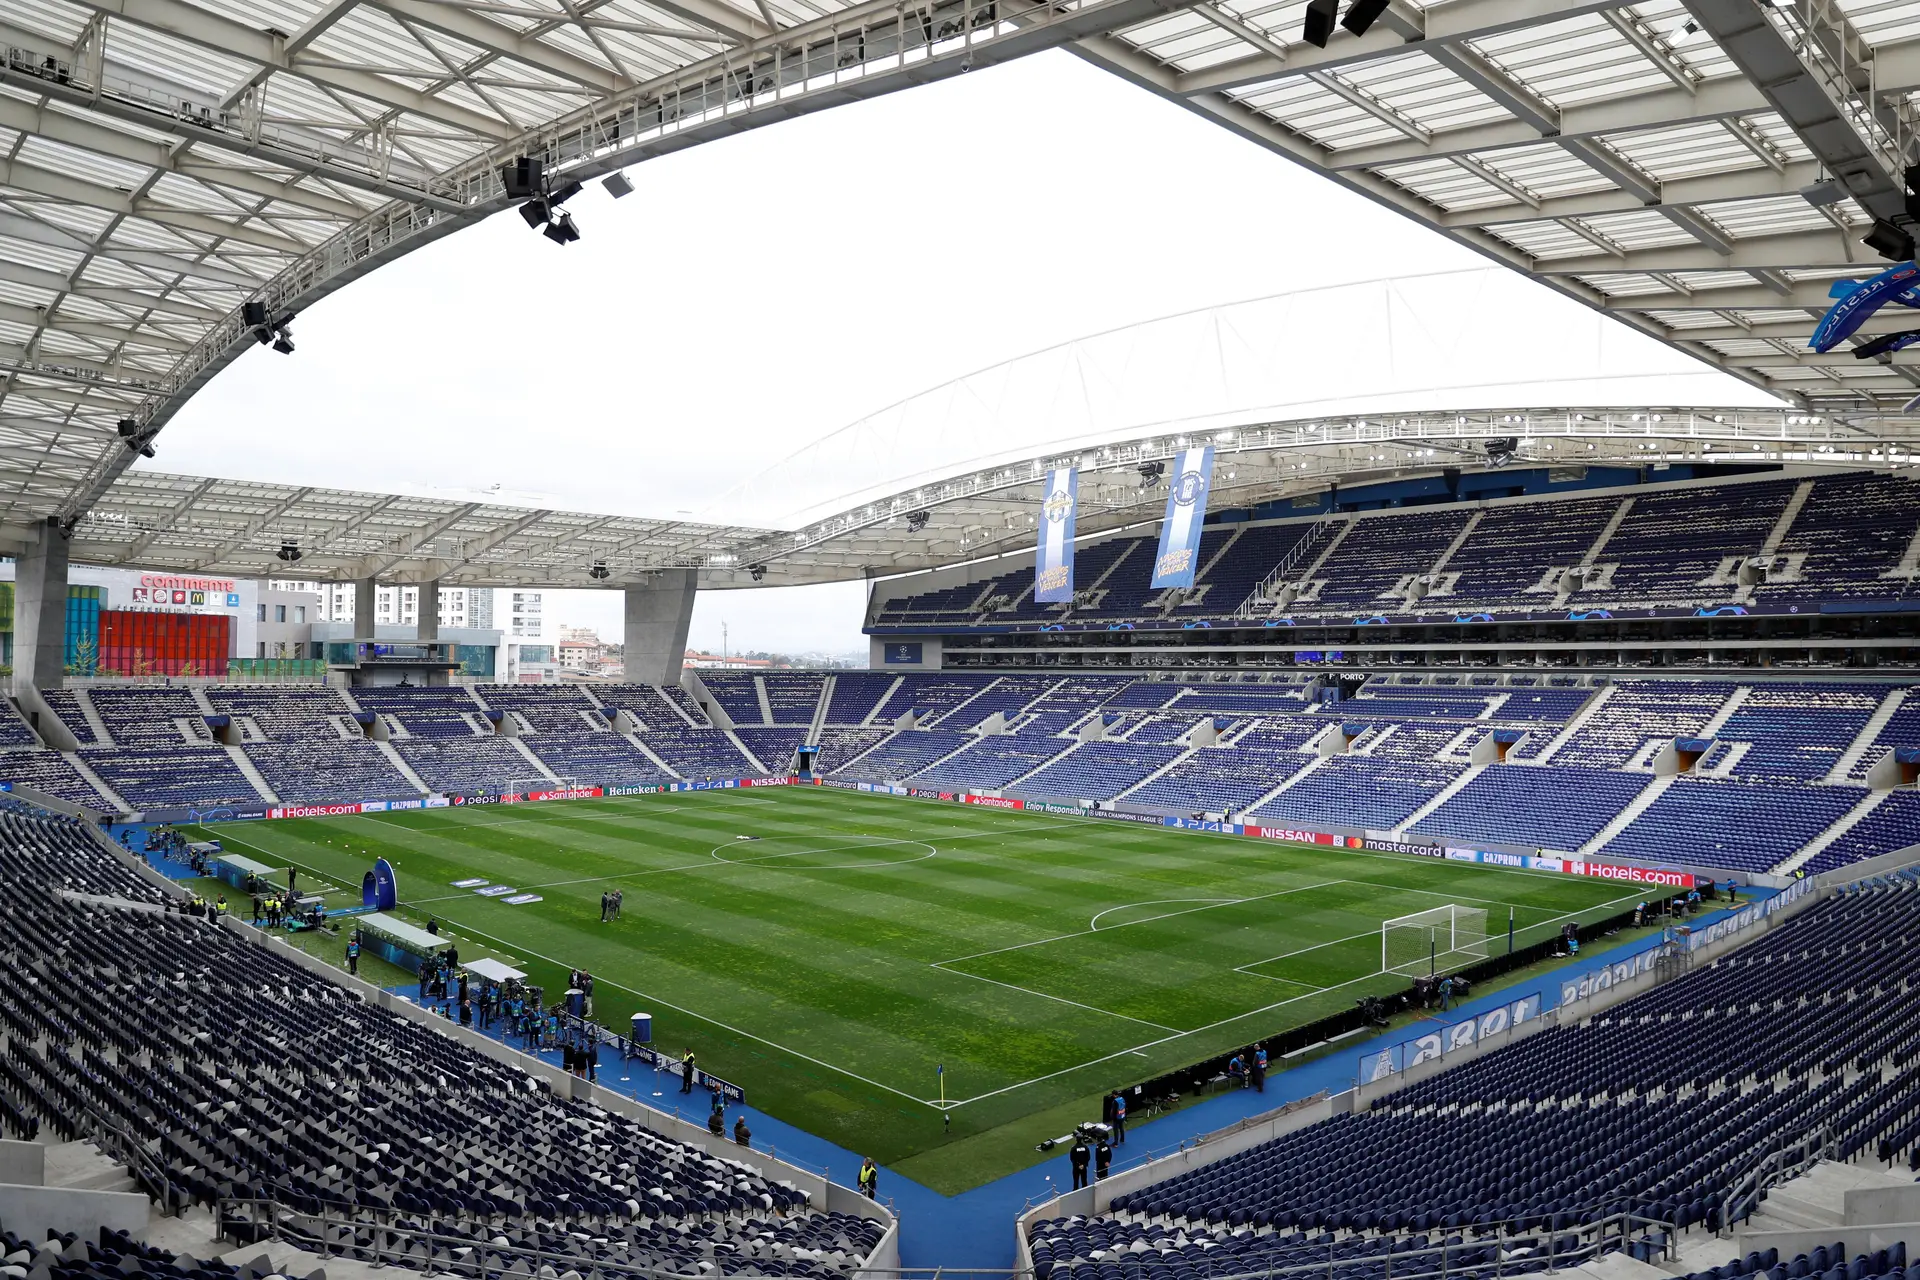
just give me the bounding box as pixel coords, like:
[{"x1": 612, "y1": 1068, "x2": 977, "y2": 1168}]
[
  {"x1": 0, "y1": 1184, "x2": 148, "y2": 1241},
  {"x1": 0, "y1": 1140, "x2": 44, "y2": 1186},
  {"x1": 624, "y1": 571, "x2": 697, "y2": 688},
  {"x1": 12, "y1": 519, "x2": 70, "y2": 694}
]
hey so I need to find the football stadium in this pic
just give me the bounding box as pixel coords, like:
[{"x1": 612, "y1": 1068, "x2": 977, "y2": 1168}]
[{"x1": 2, "y1": 1, "x2": 1920, "y2": 1279}]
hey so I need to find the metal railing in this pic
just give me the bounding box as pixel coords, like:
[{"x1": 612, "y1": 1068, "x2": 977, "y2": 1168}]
[{"x1": 1719, "y1": 1123, "x2": 1835, "y2": 1234}]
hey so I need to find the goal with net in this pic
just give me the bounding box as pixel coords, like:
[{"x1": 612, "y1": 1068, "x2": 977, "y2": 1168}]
[
  {"x1": 505, "y1": 776, "x2": 579, "y2": 802},
  {"x1": 1382, "y1": 904, "x2": 1490, "y2": 977}
]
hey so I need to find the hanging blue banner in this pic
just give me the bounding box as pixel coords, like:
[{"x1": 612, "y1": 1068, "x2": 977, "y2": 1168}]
[
  {"x1": 1034, "y1": 467, "x2": 1078, "y2": 603},
  {"x1": 1150, "y1": 446, "x2": 1215, "y2": 588}
]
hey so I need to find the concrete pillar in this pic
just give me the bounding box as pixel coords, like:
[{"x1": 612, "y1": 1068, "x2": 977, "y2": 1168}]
[
  {"x1": 12, "y1": 518, "x2": 70, "y2": 694},
  {"x1": 623, "y1": 570, "x2": 697, "y2": 688},
  {"x1": 416, "y1": 579, "x2": 440, "y2": 642},
  {"x1": 354, "y1": 578, "x2": 377, "y2": 638}
]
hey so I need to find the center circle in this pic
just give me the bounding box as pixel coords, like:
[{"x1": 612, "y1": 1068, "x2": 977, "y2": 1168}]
[{"x1": 707, "y1": 835, "x2": 938, "y2": 870}]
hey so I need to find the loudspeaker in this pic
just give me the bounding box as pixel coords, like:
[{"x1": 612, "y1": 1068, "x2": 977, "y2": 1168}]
[
  {"x1": 1863, "y1": 218, "x2": 1916, "y2": 263},
  {"x1": 1342, "y1": 0, "x2": 1390, "y2": 35},
  {"x1": 500, "y1": 156, "x2": 544, "y2": 200},
  {"x1": 1302, "y1": 0, "x2": 1338, "y2": 47},
  {"x1": 242, "y1": 300, "x2": 267, "y2": 328}
]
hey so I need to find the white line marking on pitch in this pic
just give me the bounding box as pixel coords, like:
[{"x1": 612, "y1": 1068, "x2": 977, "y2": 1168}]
[
  {"x1": 411, "y1": 915, "x2": 946, "y2": 1110},
  {"x1": 930, "y1": 967, "x2": 1177, "y2": 1032},
  {"x1": 931, "y1": 880, "x2": 1350, "y2": 968},
  {"x1": 1089, "y1": 899, "x2": 1239, "y2": 931}
]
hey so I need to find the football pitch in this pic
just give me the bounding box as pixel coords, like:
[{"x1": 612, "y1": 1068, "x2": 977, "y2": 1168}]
[{"x1": 190, "y1": 787, "x2": 1640, "y2": 1191}]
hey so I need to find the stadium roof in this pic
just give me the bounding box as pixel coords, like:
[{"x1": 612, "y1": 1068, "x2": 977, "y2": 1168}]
[
  {"x1": 2, "y1": 0, "x2": 1919, "y2": 561},
  {"x1": 31, "y1": 405, "x2": 1919, "y2": 588}
]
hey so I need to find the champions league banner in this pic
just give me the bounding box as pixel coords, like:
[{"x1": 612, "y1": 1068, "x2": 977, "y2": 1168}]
[
  {"x1": 1034, "y1": 467, "x2": 1078, "y2": 604},
  {"x1": 1151, "y1": 446, "x2": 1215, "y2": 588}
]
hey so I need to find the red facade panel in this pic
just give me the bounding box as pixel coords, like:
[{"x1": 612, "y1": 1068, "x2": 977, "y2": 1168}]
[{"x1": 96, "y1": 610, "x2": 230, "y2": 676}]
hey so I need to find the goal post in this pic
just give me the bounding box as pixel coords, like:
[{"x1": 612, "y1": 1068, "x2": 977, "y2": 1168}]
[
  {"x1": 1381, "y1": 904, "x2": 1491, "y2": 978},
  {"x1": 506, "y1": 776, "x2": 577, "y2": 802}
]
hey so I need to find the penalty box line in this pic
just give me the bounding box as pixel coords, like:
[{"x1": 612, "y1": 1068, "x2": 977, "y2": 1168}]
[
  {"x1": 944, "y1": 884, "x2": 1654, "y2": 1111},
  {"x1": 1232, "y1": 886, "x2": 1648, "y2": 980}
]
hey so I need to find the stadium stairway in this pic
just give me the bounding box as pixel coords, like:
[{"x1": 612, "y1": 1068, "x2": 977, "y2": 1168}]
[
  {"x1": 1390, "y1": 763, "x2": 1488, "y2": 837},
  {"x1": 1776, "y1": 791, "x2": 1893, "y2": 875},
  {"x1": 1578, "y1": 775, "x2": 1678, "y2": 854}
]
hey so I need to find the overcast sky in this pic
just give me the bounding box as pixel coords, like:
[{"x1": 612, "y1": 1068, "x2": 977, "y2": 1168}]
[{"x1": 156, "y1": 49, "x2": 1771, "y2": 658}]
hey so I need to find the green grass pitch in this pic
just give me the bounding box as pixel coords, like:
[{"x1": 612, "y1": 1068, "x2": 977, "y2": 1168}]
[{"x1": 188, "y1": 786, "x2": 1640, "y2": 1192}]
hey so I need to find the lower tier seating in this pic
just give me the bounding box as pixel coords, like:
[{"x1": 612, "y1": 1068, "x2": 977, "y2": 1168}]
[
  {"x1": 0, "y1": 888, "x2": 883, "y2": 1278},
  {"x1": 1034, "y1": 881, "x2": 1920, "y2": 1280}
]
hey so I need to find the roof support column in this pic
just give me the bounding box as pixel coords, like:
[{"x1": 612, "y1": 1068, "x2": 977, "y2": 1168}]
[
  {"x1": 11, "y1": 518, "x2": 70, "y2": 695},
  {"x1": 623, "y1": 571, "x2": 696, "y2": 690},
  {"x1": 354, "y1": 577, "x2": 378, "y2": 638},
  {"x1": 416, "y1": 578, "x2": 440, "y2": 642}
]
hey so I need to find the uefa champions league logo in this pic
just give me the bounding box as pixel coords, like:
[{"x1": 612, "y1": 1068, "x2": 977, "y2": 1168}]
[
  {"x1": 1172, "y1": 468, "x2": 1206, "y2": 506},
  {"x1": 1043, "y1": 488, "x2": 1074, "y2": 523}
]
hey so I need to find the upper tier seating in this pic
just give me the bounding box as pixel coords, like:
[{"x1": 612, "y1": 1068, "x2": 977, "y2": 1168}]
[
  {"x1": 875, "y1": 472, "x2": 1920, "y2": 629},
  {"x1": 1314, "y1": 510, "x2": 1475, "y2": 610},
  {"x1": 0, "y1": 882, "x2": 884, "y2": 1278},
  {"x1": 1037, "y1": 884, "x2": 1920, "y2": 1278},
  {"x1": 1758, "y1": 472, "x2": 1920, "y2": 604},
  {"x1": 353, "y1": 688, "x2": 485, "y2": 739},
  {"x1": 1441, "y1": 496, "x2": 1620, "y2": 612}
]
